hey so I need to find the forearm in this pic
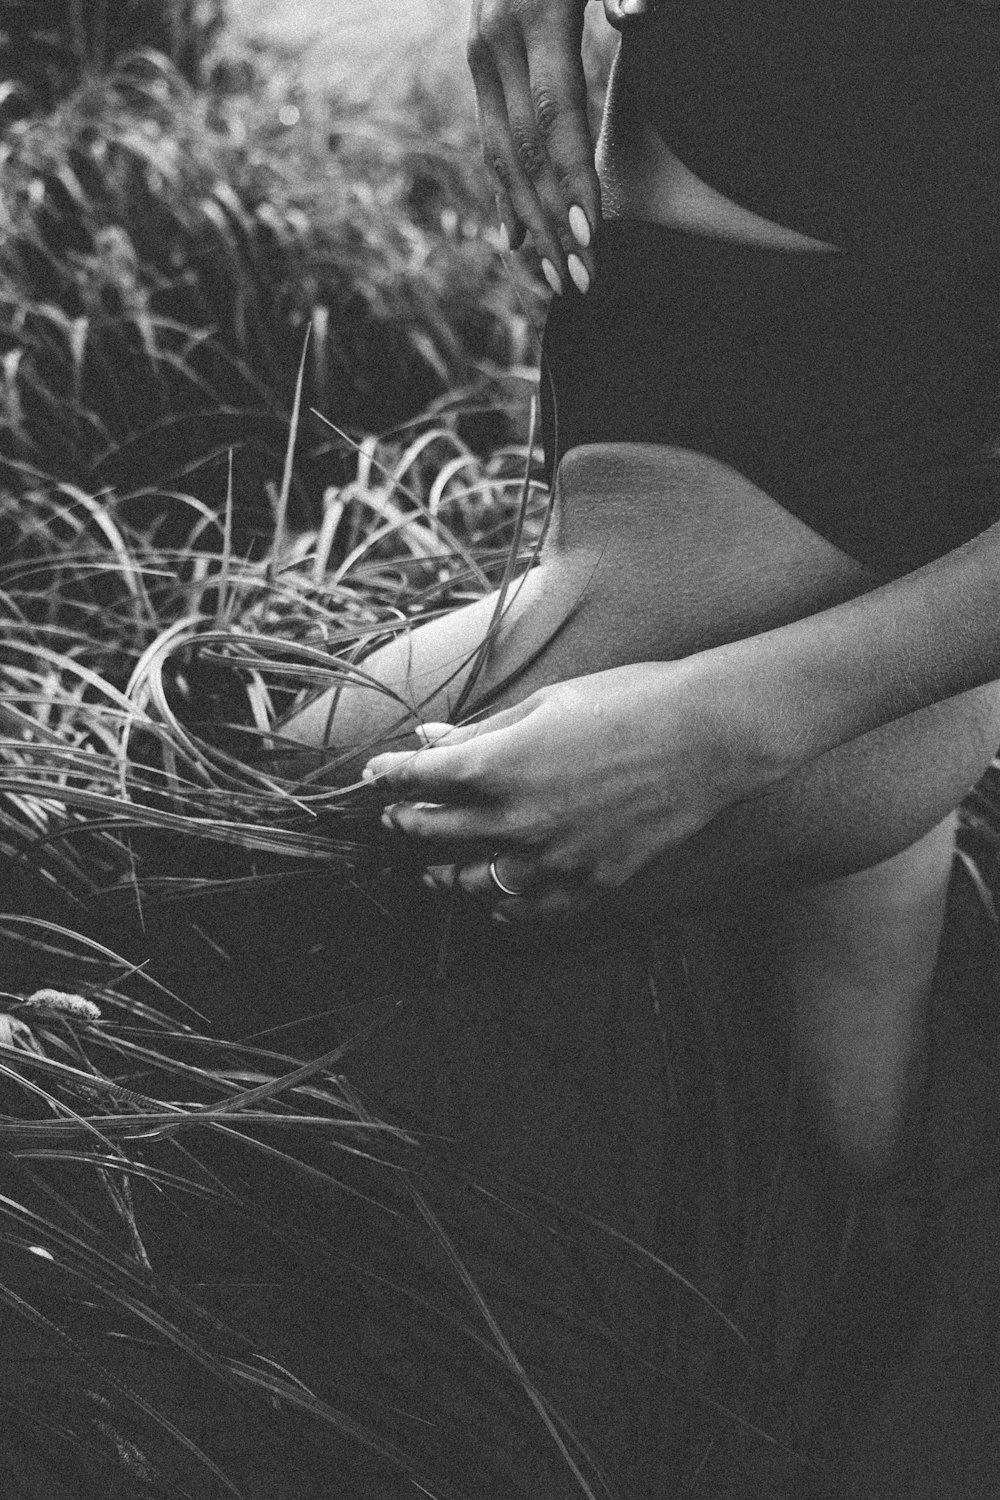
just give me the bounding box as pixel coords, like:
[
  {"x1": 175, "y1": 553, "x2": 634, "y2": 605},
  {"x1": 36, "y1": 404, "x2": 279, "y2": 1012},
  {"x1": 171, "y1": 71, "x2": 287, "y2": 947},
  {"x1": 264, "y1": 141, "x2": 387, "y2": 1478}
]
[{"x1": 705, "y1": 519, "x2": 1000, "y2": 774}]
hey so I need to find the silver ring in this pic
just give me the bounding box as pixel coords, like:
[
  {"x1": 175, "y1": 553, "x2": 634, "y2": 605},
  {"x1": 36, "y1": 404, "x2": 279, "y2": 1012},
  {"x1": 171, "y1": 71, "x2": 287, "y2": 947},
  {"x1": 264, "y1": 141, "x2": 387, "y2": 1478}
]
[{"x1": 488, "y1": 853, "x2": 525, "y2": 898}]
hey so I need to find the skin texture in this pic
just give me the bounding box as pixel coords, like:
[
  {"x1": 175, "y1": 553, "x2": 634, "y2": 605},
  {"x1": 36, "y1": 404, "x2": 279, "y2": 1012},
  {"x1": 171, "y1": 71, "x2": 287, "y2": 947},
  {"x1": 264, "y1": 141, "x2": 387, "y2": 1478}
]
[
  {"x1": 357, "y1": 446, "x2": 1000, "y2": 919},
  {"x1": 369, "y1": 511, "x2": 1000, "y2": 913}
]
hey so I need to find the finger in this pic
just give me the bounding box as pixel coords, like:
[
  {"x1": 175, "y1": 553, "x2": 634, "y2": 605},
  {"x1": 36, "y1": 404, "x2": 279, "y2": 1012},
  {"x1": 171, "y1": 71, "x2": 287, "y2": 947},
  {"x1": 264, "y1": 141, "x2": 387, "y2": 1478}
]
[
  {"x1": 367, "y1": 699, "x2": 537, "y2": 787},
  {"x1": 456, "y1": 855, "x2": 535, "y2": 901},
  {"x1": 413, "y1": 701, "x2": 533, "y2": 749},
  {"x1": 520, "y1": 29, "x2": 601, "y2": 259},
  {"x1": 491, "y1": 43, "x2": 587, "y2": 259},
  {"x1": 495, "y1": 192, "x2": 525, "y2": 253},
  {"x1": 382, "y1": 798, "x2": 505, "y2": 849},
  {"x1": 474, "y1": 60, "x2": 572, "y2": 287},
  {"x1": 468, "y1": 12, "x2": 553, "y2": 260},
  {"x1": 363, "y1": 740, "x2": 489, "y2": 798},
  {"x1": 414, "y1": 722, "x2": 455, "y2": 746},
  {"x1": 491, "y1": 43, "x2": 597, "y2": 293},
  {"x1": 602, "y1": 0, "x2": 650, "y2": 30}
]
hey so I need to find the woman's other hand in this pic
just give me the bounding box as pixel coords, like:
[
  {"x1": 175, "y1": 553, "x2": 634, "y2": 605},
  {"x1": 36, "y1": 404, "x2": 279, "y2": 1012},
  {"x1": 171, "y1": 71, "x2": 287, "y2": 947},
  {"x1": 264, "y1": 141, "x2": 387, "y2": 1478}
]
[
  {"x1": 467, "y1": 0, "x2": 611, "y2": 294},
  {"x1": 364, "y1": 657, "x2": 791, "y2": 922}
]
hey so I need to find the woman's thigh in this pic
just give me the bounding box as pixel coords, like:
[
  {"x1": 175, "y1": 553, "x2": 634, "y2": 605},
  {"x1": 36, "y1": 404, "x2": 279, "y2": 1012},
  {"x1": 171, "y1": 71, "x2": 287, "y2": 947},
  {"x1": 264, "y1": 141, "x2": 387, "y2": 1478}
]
[
  {"x1": 638, "y1": 678, "x2": 1000, "y2": 911},
  {"x1": 289, "y1": 442, "x2": 1000, "y2": 897},
  {"x1": 513, "y1": 443, "x2": 1000, "y2": 902}
]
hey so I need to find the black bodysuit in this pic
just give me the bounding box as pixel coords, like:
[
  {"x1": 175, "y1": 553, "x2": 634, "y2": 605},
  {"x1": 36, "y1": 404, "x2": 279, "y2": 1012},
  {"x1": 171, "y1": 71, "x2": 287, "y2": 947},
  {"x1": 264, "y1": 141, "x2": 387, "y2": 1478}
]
[
  {"x1": 642, "y1": 0, "x2": 1000, "y2": 271},
  {"x1": 540, "y1": 2, "x2": 1000, "y2": 578}
]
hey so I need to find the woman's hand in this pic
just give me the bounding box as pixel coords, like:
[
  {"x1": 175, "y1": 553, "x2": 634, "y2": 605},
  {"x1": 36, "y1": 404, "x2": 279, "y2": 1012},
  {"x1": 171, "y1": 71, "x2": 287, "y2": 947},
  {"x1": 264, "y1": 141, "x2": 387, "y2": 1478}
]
[
  {"x1": 468, "y1": 0, "x2": 625, "y2": 293},
  {"x1": 364, "y1": 657, "x2": 792, "y2": 921}
]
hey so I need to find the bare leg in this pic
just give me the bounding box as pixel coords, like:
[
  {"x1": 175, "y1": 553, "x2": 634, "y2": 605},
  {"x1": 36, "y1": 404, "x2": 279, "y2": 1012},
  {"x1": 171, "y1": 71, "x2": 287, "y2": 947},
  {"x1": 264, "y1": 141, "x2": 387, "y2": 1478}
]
[
  {"x1": 773, "y1": 814, "x2": 956, "y2": 1179},
  {"x1": 279, "y1": 560, "x2": 588, "y2": 774},
  {"x1": 282, "y1": 444, "x2": 1000, "y2": 1183}
]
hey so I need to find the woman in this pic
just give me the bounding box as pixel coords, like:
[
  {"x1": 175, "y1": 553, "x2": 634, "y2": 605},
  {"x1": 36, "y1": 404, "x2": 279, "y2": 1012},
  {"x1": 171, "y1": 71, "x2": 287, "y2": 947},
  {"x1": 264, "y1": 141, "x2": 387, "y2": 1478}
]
[{"x1": 285, "y1": 0, "x2": 1000, "y2": 1486}]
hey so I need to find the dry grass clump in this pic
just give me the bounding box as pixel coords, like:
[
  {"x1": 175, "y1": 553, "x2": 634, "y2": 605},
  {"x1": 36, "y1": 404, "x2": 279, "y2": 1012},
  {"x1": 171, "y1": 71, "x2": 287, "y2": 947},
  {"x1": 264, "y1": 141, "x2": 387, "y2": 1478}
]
[
  {"x1": 0, "y1": 396, "x2": 774, "y2": 1499},
  {"x1": 0, "y1": 391, "x2": 545, "y2": 900},
  {"x1": 0, "y1": 401, "x2": 564, "y2": 1496},
  {"x1": 0, "y1": 393, "x2": 810, "y2": 1497},
  {"x1": 0, "y1": 968, "x2": 429, "y2": 1497}
]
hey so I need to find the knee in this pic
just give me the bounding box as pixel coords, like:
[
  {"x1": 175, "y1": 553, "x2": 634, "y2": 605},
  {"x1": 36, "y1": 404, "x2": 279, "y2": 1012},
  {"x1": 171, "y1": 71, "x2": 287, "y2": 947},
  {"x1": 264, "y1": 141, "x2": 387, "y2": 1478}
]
[
  {"x1": 556, "y1": 441, "x2": 711, "y2": 495},
  {"x1": 813, "y1": 1087, "x2": 914, "y2": 1183}
]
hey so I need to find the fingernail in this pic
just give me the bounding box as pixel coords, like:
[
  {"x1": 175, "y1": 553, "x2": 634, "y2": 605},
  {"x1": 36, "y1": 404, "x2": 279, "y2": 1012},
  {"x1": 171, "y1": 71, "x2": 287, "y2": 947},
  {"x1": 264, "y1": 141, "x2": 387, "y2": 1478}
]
[
  {"x1": 620, "y1": 0, "x2": 648, "y2": 15},
  {"x1": 568, "y1": 205, "x2": 591, "y2": 249},
  {"x1": 541, "y1": 258, "x2": 563, "y2": 296},
  {"x1": 491, "y1": 911, "x2": 511, "y2": 925},
  {"x1": 567, "y1": 254, "x2": 590, "y2": 295},
  {"x1": 380, "y1": 811, "x2": 394, "y2": 830},
  {"x1": 498, "y1": 221, "x2": 510, "y2": 253},
  {"x1": 362, "y1": 766, "x2": 375, "y2": 782},
  {"x1": 422, "y1": 873, "x2": 438, "y2": 889}
]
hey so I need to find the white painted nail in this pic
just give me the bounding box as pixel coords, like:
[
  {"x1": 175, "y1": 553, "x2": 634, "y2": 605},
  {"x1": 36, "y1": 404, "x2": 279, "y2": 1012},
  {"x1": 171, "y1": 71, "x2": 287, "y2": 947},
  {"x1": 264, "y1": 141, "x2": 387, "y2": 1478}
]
[
  {"x1": 362, "y1": 766, "x2": 375, "y2": 781},
  {"x1": 380, "y1": 811, "x2": 394, "y2": 830},
  {"x1": 498, "y1": 221, "x2": 510, "y2": 253},
  {"x1": 567, "y1": 254, "x2": 590, "y2": 295},
  {"x1": 568, "y1": 205, "x2": 591, "y2": 249},
  {"x1": 541, "y1": 258, "x2": 563, "y2": 296},
  {"x1": 620, "y1": 0, "x2": 648, "y2": 15}
]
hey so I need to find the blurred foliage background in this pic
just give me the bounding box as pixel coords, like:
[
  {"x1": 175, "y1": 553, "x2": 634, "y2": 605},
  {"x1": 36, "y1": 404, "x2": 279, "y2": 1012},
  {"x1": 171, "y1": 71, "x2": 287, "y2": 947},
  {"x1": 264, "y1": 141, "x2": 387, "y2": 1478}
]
[{"x1": 0, "y1": 0, "x2": 616, "y2": 544}]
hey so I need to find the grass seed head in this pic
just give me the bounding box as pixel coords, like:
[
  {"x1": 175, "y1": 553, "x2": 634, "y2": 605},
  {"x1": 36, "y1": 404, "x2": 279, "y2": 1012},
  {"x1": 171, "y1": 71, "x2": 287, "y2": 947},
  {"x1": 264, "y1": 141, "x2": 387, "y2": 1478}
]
[{"x1": 23, "y1": 987, "x2": 102, "y2": 1020}]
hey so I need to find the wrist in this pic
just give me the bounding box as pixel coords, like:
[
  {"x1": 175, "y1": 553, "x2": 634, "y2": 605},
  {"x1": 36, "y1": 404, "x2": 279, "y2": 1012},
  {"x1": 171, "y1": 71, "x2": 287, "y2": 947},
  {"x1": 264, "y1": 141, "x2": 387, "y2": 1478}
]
[
  {"x1": 687, "y1": 639, "x2": 824, "y2": 788},
  {"x1": 696, "y1": 600, "x2": 895, "y2": 782},
  {"x1": 637, "y1": 654, "x2": 799, "y2": 819}
]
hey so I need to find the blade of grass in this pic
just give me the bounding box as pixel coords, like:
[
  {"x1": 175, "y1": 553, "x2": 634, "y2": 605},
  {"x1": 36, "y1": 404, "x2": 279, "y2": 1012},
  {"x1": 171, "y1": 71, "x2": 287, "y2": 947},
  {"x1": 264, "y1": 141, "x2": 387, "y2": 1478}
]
[{"x1": 268, "y1": 326, "x2": 310, "y2": 585}]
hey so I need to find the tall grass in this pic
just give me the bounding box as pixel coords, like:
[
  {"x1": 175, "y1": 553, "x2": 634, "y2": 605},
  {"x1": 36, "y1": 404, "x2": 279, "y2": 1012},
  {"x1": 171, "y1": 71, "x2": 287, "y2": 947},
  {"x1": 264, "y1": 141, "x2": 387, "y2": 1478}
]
[
  {"x1": 0, "y1": 0, "x2": 227, "y2": 114},
  {"x1": 0, "y1": 404, "x2": 581, "y2": 1497},
  {"x1": 0, "y1": 395, "x2": 837, "y2": 1496},
  {"x1": 0, "y1": 19, "x2": 581, "y2": 1481},
  {"x1": 0, "y1": 35, "x2": 542, "y2": 540}
]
